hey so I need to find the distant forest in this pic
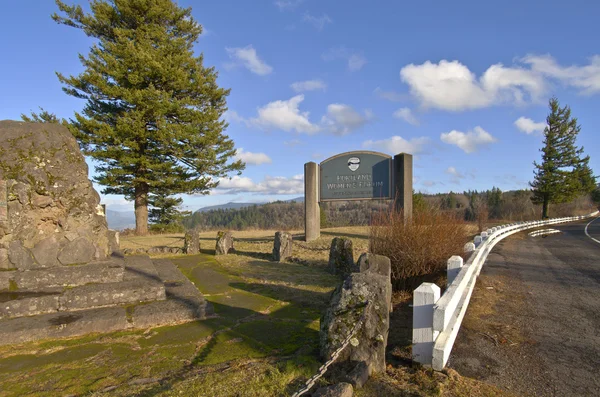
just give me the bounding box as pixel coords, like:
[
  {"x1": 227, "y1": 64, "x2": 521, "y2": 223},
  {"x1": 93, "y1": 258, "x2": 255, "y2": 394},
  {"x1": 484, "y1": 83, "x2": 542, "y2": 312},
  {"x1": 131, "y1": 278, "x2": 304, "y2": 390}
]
[{"x1": 181, "y1": 189, "x2": 597, "y2": 231}]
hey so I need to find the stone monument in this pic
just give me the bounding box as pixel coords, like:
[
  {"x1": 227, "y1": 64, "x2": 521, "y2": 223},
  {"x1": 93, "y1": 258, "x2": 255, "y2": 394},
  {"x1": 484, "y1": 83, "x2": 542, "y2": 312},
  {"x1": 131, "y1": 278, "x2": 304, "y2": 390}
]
[{"x1": 0, "y1": 121, "x2": 211, "y2": 345}]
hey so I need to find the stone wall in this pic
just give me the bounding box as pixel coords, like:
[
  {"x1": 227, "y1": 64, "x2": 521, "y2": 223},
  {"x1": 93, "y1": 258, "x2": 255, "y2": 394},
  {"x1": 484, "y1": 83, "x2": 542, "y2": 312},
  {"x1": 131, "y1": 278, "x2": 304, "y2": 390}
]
[{"x1": 0, "y1": 121, "x2": 110, "y2": 270}]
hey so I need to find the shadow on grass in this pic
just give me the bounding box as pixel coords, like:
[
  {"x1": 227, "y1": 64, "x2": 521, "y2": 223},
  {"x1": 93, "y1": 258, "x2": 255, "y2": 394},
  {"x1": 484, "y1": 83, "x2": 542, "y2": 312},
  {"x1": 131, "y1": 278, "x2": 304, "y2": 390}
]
[
  {"x1": 320, "y1": 230, "x2": 369, "y2": 240},
  {"x1": 229, "y1": 249, "x2": 273, "y2": 261}
]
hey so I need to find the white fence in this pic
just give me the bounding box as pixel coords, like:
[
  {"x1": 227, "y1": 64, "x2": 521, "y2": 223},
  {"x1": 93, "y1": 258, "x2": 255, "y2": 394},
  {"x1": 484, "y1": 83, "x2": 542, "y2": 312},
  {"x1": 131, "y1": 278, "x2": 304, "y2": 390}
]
[{"x1": 412, "y1": 210, "x2": 600, "y2": 370}]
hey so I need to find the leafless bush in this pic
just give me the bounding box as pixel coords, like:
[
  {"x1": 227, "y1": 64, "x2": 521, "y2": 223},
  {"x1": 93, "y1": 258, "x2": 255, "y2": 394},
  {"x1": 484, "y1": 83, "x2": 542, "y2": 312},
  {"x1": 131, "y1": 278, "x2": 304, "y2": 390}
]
[{"x1": 369, "y1": 206, "x2": 468, "y2": 290}]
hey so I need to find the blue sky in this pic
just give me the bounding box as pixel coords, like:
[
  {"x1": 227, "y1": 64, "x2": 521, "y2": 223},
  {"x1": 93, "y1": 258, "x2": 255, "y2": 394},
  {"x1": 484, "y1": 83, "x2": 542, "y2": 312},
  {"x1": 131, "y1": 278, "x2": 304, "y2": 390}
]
[{"x1": 1, "y1": 0, "x2": 599, "y2": 212}]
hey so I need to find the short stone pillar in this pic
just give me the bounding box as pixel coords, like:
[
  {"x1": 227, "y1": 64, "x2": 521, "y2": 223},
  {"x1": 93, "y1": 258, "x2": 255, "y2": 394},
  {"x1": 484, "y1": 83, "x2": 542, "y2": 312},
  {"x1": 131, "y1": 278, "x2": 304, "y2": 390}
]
[
  {"x1": 328, "y1": 237, "x2": 354, "y2": 277},
  {"x1": 304, "y1": 162, "x2": 320, "y2": 242},
  {"x1": 215, "y1": 231, "x2": 234, "y2": 255},
  {"x1": 464, "y1": 242, "x2": 475, "y2": 253},
  {"x1": 447, "y1": 256, "x2": 463, "y2": 286},
  {"x1": 412, "y1": 282, "x2": 441, "y2": 367},
  {"x1": 356, "y1": 253, "x2": 392, "y2": 313},
  {"x1": 108, "y1": 230, "x2": 121, "y2": 255},
  {"x1": 473, "y1": 236, "x2": 482, "y2": 247},
  {"x1": 480, "y1": 231, "x2": 488, "y2": 241},
  {"x1": 272, "y1": 231, "x2": 292, "y2": 262},
  {"x1": 184, "y1": 229, "x2": 200, "y2": 255},
  {"x1": 393, "y1": 153, "x2": 413, "y2": 221}
]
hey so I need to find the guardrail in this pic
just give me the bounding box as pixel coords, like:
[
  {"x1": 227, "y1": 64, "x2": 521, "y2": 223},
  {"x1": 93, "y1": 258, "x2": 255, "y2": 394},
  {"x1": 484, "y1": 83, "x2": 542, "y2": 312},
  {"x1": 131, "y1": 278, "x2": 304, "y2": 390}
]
[{"x1": 412, "y1": 210, "x2": 600, "y2": 371}]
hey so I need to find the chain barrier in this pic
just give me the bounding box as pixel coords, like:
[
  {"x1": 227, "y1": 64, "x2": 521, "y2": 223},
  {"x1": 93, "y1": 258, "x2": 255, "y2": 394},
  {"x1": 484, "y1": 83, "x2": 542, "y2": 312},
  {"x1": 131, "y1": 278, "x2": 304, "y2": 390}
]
[{"x1": 291, "y1": 301, "x2": 370, "y2": 397}]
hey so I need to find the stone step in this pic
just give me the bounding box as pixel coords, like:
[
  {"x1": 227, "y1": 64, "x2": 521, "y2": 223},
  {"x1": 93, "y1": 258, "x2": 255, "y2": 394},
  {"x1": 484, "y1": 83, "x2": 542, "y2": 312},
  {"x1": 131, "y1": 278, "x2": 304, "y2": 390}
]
[
  {"x1": 0, "y1": 295, "x2": 212, "y2": 346},
  {"x1": 123, "y1": 255, "x2": 160, "y2": 282},
  {"x1": 1, "y1": 258, "x2": 125, "y2": 291}
]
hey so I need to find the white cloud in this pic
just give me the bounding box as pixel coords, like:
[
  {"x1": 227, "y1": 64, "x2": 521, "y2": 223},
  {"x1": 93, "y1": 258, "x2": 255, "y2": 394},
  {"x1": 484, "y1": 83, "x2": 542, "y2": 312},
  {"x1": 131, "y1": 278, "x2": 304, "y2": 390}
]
[
  {"x1": 322, "y1": 47, "x2": 367, "y2": 72},
  {"x1": 321, "y1": 104, "x2": 372, "y2": 135},
  {"x1": 393, "y1": 107, "x2": 419, "y2": 126},
  {"x1": 445, "y1": 166, "x2": 464, "y2": 179},
  {"x1": 440, "y1": 126, "x2": 497, "y2": 153},
  {"x1": 216, "y1": 175, "x2": 304, "y2": 195},
  {"x1": 284, "y1": 139, "x2": 302, "y2": 146},
  {"x1": 303, "y1": 13, "x2": 333, "y2": 31},
  {"x1": 422, "y1": 181, "x2": 438, "y2": 187},
  {"x1": 235, "y1": 148, "x2": 272, "y2": 165},
  {"x1": 252, "y1": 95, "x2": 320, "y2": 134},
  {"x1": 224, "y1": 110, "x2": 247, "y2": 125},
  {"x1": 225, "y1": 45, "x2": 273, "y2": 76},
  {"x1": 362, "y1": 136, "x2": 430, "y2": 155},
  {"x1": 514, "y1": 117, "x2": 546, "y2": 135},
  {"x1": 290, "y1": 79, "x2": 327, "y2": 92},
  {"x1": 374, "y1": 87, "x2": 407, "y2": 102},
  {"x1": 274, "y1": 0, "x2": 303, "y2": 11},
  {"x1": 522, "y1": 54, "x2": 600, "y2": 95},
  {"x1": 400, "y1": 60, "x2": 546, "y2": 111}
]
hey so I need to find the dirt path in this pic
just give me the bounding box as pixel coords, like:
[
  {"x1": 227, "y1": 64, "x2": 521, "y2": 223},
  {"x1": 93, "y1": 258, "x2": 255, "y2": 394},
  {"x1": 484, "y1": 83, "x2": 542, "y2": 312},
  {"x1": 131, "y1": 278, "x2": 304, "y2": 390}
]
[{"x1": 449, "y1": 220, "x2": 600, "y2": 396}]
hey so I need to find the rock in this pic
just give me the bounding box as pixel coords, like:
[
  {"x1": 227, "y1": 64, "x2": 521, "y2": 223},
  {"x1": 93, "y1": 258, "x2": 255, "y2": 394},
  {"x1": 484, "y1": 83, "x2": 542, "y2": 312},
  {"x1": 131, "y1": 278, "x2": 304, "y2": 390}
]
[
  {"x1": 215, "y1": 231, "x2": 234, "y2": 255},
  {"x1": 343, "y1": 361, "x2": 370, "y2": 389},
  {"x1": 320, "y1": 271, "x2": 392, "y2": 375},
  {"x1": 355, "y1": 253, "x2": 392, "y2": 313},
  {"x1": 313, "y1": 382, "x2": 353, "y2": 397},
  {"x1": 31, "y1": 193, "x2": 53, "y2": 208},
  {"x1": 108, "y1": 230, "x2": 120, "y2": 254},
  {"x1": 0, "y1": 248, "x2": 10, "y2": 269},
  {"x1": 8, "y1": 241, "x2": 36, "y2": 270},
  {"x1": 58, "y1": 237, "x2": 95, "y2": 265},
  {"x1": 184, "y1": 229, "x2": 200, "y2": 254},
  {"x1": 328, "y1": 237, "x2": 354, "y2": 277},
  {"x1": 31, "y1": 235, "x2": 61, "y2": 268},
  {"x1": 272, "y1": 231, "x2": 292, "y2": 262}
]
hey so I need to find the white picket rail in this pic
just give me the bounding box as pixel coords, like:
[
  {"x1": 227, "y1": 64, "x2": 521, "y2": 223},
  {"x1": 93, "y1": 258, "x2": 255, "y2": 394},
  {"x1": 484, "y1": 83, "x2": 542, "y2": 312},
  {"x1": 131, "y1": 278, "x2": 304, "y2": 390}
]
[{"x1": 412, "y1": 210, "x2": 600, "y2": 370}]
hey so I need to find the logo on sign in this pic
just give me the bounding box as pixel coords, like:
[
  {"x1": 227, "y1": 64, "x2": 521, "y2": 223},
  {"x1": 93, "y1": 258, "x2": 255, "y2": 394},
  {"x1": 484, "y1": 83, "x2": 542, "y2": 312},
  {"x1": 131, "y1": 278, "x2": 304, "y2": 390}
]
[{"x1": 348, "y1": 157, "x2": 360, "y2": 171}]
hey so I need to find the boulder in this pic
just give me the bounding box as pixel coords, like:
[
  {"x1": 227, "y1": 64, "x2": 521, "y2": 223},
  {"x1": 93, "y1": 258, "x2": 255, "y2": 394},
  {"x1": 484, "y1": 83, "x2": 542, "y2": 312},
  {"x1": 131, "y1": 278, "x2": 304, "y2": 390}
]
[
  {"x1": 320, "y1": 271, "x2": 392, "y2": 375},
  {"x1": 184, "y1": 229, "x2": 200, "y2": 254},
  {"x1": 215, "y1": 231, "x2": 234, "y2": 255},
  {"x1": 355, "y1": 253, "x2": 392, "y2": 313},
  {"x1": 108, "y1": 230, "x2": 121, "y2": 255},
  {"x1": 328, "y1": 237, "x2": 354, "y2": 277},
  {"x1": 313, "y1": 382, "x2": 353, "y2": 397},
  {"x1": 58, "y1": 237, "x2": 95, "y2": 265},
  {"x1": 0, "y1": 121, "x2": 111, "y2": 268},
  {"x1": 272, "y1": 231, "x2": 292, "y2": 262}
]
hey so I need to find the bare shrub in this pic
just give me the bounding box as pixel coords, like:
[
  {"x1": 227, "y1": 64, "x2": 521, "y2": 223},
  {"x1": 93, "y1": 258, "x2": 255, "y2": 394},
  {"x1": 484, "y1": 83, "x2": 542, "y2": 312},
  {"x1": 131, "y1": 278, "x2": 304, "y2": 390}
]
[{"x1": 369, "y1": 206, "x2": 468, "y2": 290}]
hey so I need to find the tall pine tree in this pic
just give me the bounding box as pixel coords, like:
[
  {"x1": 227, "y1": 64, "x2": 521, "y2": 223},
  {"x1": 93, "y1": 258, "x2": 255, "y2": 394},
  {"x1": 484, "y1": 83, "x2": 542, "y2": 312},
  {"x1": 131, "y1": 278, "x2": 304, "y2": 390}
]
[
  {"x1": 53, "y1": 0, "x2": 244, "y2": 234},
  {"x1": 530, "y1": 97, "x2": 595, "y2": 218}
]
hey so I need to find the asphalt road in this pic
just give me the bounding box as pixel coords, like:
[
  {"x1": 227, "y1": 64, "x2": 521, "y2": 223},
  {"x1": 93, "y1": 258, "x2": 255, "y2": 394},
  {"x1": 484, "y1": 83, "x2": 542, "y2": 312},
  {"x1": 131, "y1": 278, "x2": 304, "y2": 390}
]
[{"x1": 449, "y1": 217, "x2": 600, "y2": 396}]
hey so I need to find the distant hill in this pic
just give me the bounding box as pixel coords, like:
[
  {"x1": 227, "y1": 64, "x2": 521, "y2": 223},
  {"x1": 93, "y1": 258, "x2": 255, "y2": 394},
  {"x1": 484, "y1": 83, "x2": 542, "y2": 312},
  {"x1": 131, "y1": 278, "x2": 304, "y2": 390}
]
[
  {"x1": 194, "y1": 197, "x2": 304, "y2": 213},
  {"x1": 106, "y1": 210, "x2": 136, "y2": 230}
]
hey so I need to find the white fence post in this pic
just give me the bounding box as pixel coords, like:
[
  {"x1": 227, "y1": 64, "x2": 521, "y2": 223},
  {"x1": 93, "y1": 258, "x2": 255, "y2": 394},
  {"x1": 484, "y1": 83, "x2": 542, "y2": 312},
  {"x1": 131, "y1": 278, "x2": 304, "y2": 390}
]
[
  {"x1": 474, "y1": 236, "x2": 482, "y2": 247},
  {"x1": 413, "y1": 283, "x2": 441, "y2": 367},
  {"x1": 481, "y1": 231, "x2": 488, "y2": 241},
  {"x1": 464, "y1": 242, "x2": 475, "y2": 253},
  {"x1": 447, "y1": 256, "x2": 463, "y2": 286}
]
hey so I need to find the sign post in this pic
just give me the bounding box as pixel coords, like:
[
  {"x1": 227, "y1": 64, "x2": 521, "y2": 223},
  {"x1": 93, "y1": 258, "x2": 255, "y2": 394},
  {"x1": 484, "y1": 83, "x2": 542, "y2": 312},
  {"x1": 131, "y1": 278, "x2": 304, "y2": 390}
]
[{"x1": 304, "y1": 151, "x2": 412, "y2": 241}]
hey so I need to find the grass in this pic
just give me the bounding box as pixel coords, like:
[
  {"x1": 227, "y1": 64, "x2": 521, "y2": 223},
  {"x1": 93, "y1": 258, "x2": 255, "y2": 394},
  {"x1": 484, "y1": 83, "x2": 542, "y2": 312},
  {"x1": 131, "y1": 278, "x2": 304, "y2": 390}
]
[{"x1": 0, "y1": 226, "x2": 510, "y2": 396}]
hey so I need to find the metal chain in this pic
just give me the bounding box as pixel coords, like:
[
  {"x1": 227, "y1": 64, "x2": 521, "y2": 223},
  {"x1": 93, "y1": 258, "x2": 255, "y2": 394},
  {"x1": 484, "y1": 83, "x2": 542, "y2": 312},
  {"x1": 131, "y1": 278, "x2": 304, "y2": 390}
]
[{"x1": 291, "y1": 301, "x2": 370, "y2": 397}]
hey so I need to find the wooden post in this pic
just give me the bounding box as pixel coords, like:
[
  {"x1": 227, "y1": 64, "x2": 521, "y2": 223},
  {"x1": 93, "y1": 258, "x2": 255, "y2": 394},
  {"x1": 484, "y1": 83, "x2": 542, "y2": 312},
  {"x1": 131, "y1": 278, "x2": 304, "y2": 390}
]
[{"x1": 412, "y1": 282, "x2": 440, "y2": 367}]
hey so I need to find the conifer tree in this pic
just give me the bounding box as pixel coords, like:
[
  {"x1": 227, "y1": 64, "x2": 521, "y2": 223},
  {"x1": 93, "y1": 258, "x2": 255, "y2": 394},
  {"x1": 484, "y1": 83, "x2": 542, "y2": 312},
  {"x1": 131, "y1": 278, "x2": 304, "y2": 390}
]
[
  {"x1": 530, "y1": 98, "x2": 595, "y2": 218},
  {"x1": 21, "y1": 108, "x2": 62, "y2": 124},
  {"x1": 148, "y1": 193, "x2": 190, "y2": 228},
  {"x1": 53, "y1": 0, "x2": 244, "y2": 234}
]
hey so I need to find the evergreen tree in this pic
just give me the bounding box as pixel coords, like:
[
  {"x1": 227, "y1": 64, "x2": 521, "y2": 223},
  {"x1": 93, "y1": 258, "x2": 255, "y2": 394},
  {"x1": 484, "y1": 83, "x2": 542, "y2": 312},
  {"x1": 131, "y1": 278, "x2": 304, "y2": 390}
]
[
  {"x1": 530, "y1": 98, "x2": 596, "y2": 218},
  {"x1": 21, "y1": 107, "x2": 62, "y2": 124},
  {"x1": 53, "y1": 0, "x2": 244, "y2": 235},
  {"x1": 148, "y1": 193, "x2": 190, "y2": 227}
]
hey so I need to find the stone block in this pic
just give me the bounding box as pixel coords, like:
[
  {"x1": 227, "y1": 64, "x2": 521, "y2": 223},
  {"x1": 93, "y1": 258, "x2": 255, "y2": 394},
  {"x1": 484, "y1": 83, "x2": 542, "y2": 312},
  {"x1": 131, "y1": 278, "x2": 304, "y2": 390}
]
[
  {"x1": 0, "y1": 306, "x2": 130, "y2": 346},
  {"x1": 343, "y1": 361, "x2": 370, "y2": 389},
  {"x1": 59, "y1": 280, "x2": 165, "y2": 311},
  {"x1": 313, "y1": 383, "x2": 353, "y2": 397},
  {"x1": 58, "y1": 237, "x2": 95, "y2": 265},
  {"x1": 123, "y1": 255, "x2": 160, "y2": 282},
  {"x1": 328, "y1": 237, "x2": 354, "y2": 277},
  {"x1": 272, "y1": 231, "x2": 292, "y2": 262},
  {"x1": 355, "y1": 253, "x2": 392, "y2": 313},
  {"x1": 108, "y1": 230, "x2": 120, "y2": 254},
  {"x1": 165, "y1": 280, "x2": 201, "y2": 299},
  {"x1": 215, "y1": 231, "x2": 234, "y2": 255},
  {"x1": 132, "y1": 295, "x2": 211, "y2": 329},
  {"x1": 0, "y1": 271, "x2": 16, "y2": 290},
  {"x1": 153, "y1": 259, "x2": 187, "y2": 282},
  {"x1": 184, "y1": 229, "x2": 200, "y2": 254},
  {"x1": 0, "y1": 293, "x2": 60, "y2": 319},
  {"x1": 14, "y1": 260, "x2": 124, "y2": 290}
]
